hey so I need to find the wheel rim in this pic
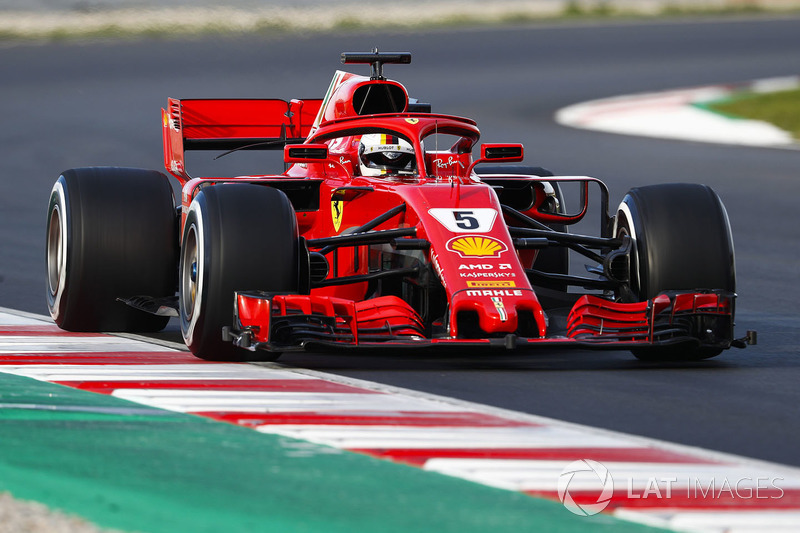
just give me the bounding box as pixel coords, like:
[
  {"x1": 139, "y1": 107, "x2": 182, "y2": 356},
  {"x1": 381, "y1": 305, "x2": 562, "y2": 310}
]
[
  {"x1": 181, "y1": 224, "x2": 199, "y2": 321},
  {"x1": 46, "y1": 205, "x2": 64, "y2": 297}
]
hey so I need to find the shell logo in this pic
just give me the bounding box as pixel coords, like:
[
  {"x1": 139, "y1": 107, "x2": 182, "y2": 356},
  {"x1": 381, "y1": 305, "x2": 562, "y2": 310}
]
[{"x1": 446, "y1": 235, "x2": 507, "y2": 258}]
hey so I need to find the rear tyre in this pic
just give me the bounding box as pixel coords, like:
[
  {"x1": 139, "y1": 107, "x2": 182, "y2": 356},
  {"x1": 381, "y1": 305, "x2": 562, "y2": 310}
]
[
  {"x1": 179, "y1": 184, "x2": 301, "y2": 361},
  {"x1": 46, "y1": 167, "x2": 177, "y2": 332},
  {"x1": 615, "y1": 183, "x2": 735, "y2": 361}
]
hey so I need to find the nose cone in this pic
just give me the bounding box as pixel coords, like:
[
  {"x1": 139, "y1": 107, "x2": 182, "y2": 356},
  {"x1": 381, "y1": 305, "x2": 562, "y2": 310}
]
[{"x1": 450, "y1": 289, "x2": 546, "y2": 338}]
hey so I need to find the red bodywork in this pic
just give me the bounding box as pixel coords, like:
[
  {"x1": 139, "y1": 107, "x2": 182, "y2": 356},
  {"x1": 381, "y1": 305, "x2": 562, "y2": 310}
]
[{"x1": 162, "y1": 67, "x2": 738, "y2": 354}]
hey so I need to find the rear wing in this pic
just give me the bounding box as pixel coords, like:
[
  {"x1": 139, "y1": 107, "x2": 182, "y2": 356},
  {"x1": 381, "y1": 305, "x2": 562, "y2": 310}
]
[{"x1": 162, "y1": 98, "x2": 322, "y2": 182}]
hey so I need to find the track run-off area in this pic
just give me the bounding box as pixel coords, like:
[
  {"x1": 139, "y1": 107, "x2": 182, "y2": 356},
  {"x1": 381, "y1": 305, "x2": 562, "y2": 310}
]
[{"x1": 2, "y1": 309, "x2": 800, "y2": 532}]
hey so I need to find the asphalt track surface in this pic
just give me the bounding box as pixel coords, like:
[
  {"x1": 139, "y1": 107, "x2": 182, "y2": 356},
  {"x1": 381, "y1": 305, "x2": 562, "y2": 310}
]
[{"x1": 1, "y1": 15, "x2": 799, "y2": 471}]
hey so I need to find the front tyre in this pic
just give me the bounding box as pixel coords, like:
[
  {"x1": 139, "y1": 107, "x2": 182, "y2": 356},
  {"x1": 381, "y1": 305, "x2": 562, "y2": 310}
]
[
  {"x1": 179, "y1": 184, "x2": 301, "y2": 361},
  {"x1": 615, "y1": 183, "x2": 735, "y2": 361},
  {"x1": 46, "y1": 167, "x2": 177, "y2": 332}
]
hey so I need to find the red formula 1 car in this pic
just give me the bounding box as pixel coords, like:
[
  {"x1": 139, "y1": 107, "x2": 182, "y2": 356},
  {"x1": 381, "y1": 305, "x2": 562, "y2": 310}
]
[{"x1": 46, "y1": 51, "x2": 756, "y2": 362}]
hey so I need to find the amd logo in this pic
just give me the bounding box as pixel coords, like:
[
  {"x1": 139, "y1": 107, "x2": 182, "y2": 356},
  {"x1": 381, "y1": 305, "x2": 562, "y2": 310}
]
[{"x1": 459, "y1": 264, "x2": 513, "y2": 270}]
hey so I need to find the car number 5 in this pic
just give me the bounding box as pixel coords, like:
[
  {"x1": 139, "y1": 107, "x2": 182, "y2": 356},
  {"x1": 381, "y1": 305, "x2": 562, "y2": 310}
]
[
  {"x1": 454, "y1": 211, "x2": 480, "y2": 230},
  {"x1": 428, "y1": 208, "x2": 498, "y2": 233}
]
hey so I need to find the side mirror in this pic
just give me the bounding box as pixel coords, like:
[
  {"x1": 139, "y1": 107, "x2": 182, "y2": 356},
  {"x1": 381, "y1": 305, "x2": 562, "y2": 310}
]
[
  {"x1": 481, "y1": 143, "x2": 524, "y2": 161},
  {"x1": 284, "y1": 144, "x2": 328, "y2": 163},
  {"x1": 467, "y1": 143, "x2": 524, "y2": 175}
]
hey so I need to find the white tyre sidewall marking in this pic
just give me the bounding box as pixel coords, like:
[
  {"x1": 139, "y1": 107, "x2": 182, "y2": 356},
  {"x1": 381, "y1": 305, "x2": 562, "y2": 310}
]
[
  {"x1": 614, "y1": 201, "x2": 641, "y2": 295},
  {"x1": 181, "y1": 200, "x2": 205, "y2": 347},
  {"x1": 47, "y1": 179, "x2": 69, "y2": 322}
]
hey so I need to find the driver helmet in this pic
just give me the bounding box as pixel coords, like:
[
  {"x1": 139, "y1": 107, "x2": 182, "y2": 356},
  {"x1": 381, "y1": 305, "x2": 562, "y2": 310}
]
[{"x1": 358, "y1": 134, "x2": 416, "y2": 177}]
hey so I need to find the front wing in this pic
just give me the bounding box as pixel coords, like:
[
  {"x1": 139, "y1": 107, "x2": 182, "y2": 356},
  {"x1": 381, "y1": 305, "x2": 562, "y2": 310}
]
[{"x1": 222, "y1": 291, "x2": 749, "y2": 354}]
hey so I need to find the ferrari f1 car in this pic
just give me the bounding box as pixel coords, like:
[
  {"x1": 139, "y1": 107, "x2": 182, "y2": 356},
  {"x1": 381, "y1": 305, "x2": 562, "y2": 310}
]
[{"x1": 46, "y1": 51, "x2": 756, "y2": 362}]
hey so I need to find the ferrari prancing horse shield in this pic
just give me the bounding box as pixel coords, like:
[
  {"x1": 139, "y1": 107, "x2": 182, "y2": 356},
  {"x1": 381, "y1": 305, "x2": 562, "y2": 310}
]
[{"x1": 331, "y1": 199, "x2": 343, "y2": 232}]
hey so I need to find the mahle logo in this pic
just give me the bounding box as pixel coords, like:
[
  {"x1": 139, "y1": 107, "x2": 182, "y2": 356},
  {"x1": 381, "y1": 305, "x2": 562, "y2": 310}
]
[{"x1": 558, "y1": 460, "x2": 614, "y2": 516}]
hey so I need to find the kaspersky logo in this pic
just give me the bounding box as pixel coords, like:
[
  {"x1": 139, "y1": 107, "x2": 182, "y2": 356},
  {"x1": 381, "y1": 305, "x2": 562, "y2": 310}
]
[{"x1": 446, "y1": 235, "x2": 507, "y2": 258}]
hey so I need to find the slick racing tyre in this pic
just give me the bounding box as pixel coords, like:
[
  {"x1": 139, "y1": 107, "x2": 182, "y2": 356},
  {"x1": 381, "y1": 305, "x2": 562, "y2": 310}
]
[
  {"x1": 46, "y1": 167, "x2": 177, "y2": 332},
  {"x1": 615, "y1": 183, "x2": 735, "y2": 361},
  {"x1": 179, "y1": 184, "x2": 302, "y2": 361}
]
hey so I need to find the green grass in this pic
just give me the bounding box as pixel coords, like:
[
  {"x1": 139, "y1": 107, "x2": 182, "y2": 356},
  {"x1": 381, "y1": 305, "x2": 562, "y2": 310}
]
[
  {"x1": 705, "y1": 88, "x2": 800, "y2": 140},
  {"x1": 2, "y1": 3, "x2": 800, "y2": 43}
]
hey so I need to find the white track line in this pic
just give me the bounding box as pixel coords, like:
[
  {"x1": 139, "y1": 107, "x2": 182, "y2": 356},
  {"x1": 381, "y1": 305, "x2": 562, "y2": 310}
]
[{"x1": 555, "y1": 78, "x2": 799, "y2": 148}]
